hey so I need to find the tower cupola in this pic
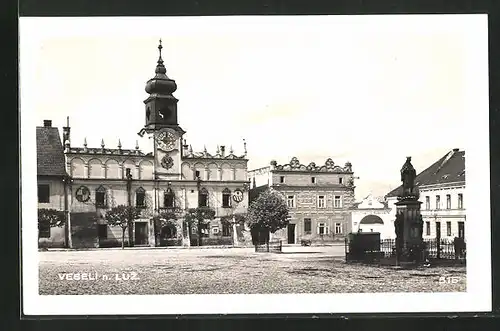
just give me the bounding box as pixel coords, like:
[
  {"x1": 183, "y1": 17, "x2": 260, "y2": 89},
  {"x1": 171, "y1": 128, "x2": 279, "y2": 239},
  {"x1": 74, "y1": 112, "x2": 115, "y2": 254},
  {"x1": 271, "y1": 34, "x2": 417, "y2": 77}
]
[
  {"x1": 143, "y1": 39, "x2": 180, "y2": 131},
  {"x1": 145, "y1": 39, "x2": 177, "y2": 95}
]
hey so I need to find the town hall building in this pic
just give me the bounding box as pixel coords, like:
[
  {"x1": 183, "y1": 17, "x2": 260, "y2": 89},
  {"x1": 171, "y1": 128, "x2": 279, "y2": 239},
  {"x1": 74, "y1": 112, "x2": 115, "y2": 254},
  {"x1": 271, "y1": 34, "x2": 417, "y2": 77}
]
[{"x1": 37, "y1": 41, "x2": 250, "y2": 248}]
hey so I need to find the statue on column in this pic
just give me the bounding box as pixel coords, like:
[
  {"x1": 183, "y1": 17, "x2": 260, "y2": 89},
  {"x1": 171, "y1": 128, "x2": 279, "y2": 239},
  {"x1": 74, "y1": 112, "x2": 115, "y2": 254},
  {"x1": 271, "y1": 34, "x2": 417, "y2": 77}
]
[{"x1": 400, "y1": 157, "x2": 416, "y2": 198}]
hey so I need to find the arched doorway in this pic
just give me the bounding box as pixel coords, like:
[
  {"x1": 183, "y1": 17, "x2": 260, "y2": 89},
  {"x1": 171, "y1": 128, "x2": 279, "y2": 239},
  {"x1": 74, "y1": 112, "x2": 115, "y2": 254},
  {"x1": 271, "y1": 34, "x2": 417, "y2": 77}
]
[{"x1": 358, "y1": 215, "x2": 384, "y2": 233}]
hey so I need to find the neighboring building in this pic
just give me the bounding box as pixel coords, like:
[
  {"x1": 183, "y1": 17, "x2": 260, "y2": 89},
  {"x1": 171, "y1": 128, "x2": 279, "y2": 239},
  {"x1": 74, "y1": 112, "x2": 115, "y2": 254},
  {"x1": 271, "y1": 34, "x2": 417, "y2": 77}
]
[
  {"x1": 36, "y1": 120, "x2": 68, "y2": 247},
  {"x1": 249, "y1": 157, "x2": 356, "y2": 244},
  {"x1": 350, "y1": 193, "x2": 393, "y2": 239},
  {"x1": 385, "y1": 148, "x2": 465, "y2": 241},
  {"x1": 38, "y1": 41, "x2": 250, "y2": 248}
]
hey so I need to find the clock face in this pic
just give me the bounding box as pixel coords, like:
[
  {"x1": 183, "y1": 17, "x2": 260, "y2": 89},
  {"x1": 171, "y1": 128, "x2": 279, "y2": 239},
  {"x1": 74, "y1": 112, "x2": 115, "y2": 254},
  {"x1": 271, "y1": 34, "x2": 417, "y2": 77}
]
[{"x1": 156, "y1": 130, "x2": 177, "y2": 151}]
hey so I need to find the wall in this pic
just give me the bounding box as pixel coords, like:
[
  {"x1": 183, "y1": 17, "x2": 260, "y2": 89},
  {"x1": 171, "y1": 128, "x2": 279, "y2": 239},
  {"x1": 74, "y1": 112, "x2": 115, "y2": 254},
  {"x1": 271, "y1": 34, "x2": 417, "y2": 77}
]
[
  {"x1": 181, "y1": 160, "x2": 248, "y2": 181},
  {"x1": 248, "y1": 166, "x2": 271, "y2": 188},
  {"x1": 38, "y1": 226, "x2": 65, "y2": 248},
  {"x1": 419, "y1": 184, "x2": 466, "y2": 240},
  {"x1": 271, "y1": 171, "x2": 348, "y2": 187},
  {"x1": 351, "y1": 209, "x2": 394, "y2": 239},
  {"x1": 37, "y1": 177, "x2": 65, "y2": 210},
  {"x1": 273, "y1": 186, "x2": 355, "y2": 243},
  {"x1": 38, "y1": 176, "x2": 66, "y2": 247},
  {"x1": 67, "y1": 154, "x2": 153, "y2": 180}
]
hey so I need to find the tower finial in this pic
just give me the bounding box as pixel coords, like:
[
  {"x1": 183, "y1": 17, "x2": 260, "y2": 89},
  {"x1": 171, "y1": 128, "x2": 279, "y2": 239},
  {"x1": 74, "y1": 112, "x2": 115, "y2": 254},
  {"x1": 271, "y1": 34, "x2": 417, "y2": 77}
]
[
  {"x1": 118, "y1": 139, "x2": 122, "y2": 150},
  {"x1": 243, "y1": 139, "x2": 247, "y2": 156},
  {"x1": 101, "y1": 138, "x2": 105, "y2": 149},
  {"x1": 158, "y1": 39, "x2": 163, "y2": 64},
  {"x1": 135, "y1": 140, "x2": 139, "y2": 150}
]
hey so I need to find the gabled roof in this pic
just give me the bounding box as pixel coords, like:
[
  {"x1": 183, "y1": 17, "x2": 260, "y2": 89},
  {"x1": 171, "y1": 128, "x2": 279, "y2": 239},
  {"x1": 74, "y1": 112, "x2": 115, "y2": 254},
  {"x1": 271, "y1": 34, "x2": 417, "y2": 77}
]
[
  {"x1": 36, "y1": 126, "x2": 66, "y2": 177},
  {"x1": 386, "y1": 149, "x2": 465, "y2": 198}
]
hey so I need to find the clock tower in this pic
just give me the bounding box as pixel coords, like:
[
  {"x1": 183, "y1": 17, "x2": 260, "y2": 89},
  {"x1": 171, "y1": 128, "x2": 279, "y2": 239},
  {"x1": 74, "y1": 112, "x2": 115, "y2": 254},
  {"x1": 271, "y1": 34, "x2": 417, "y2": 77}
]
[{"x1": 142, "y1": 40, "x2": 185, "y2": 180}]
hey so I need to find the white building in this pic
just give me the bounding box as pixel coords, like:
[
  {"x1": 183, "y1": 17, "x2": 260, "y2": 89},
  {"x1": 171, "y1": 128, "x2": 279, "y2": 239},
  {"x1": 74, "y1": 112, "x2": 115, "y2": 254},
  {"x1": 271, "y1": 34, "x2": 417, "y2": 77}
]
[
  {"x1": 385, "y1": 148, "x2": 465, "y2": 241},
  {"x1": 350, "y1": 194, "x2": 394, "y2": 239}
]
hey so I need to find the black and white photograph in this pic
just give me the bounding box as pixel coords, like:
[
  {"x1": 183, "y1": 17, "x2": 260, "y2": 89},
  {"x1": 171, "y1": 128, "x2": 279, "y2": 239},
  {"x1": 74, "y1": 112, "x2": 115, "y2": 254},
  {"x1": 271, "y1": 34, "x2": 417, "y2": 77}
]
[{"x1": 20, "y1": 15, "x2": 490, "y2": 315}]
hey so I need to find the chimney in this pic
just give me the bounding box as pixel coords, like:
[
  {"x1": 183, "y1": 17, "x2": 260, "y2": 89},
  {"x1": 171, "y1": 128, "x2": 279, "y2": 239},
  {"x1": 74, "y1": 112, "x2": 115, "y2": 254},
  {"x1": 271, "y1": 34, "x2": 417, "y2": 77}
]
[
  {"x1": 453, "y1": 148, "x2": 459, "y2": 152},
  {"x1": 62, "y1": 116, "x2": 71, "y2": 146},
  {"x1": 43, "y1": 120, "x2": 52, "y2": 127}
]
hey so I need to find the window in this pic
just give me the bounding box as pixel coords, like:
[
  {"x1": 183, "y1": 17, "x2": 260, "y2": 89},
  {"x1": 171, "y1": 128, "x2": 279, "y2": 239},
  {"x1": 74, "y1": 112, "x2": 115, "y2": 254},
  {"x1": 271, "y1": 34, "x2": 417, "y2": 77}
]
[
  {"x1": 38, "y1": 184, "x2": 50, "y2": 203},
  {"x1": 339, "y1": 177, "x2": 343, "y2": 185},
  {"x1": 38, "y1": 219, "x2": 50, "y2": 238},
  {"x1": 335, "y1": 223, "x2": 342, "y2": 234},
  {"x1": 458, "y1": 221, "x2": 465, "y2": 238},
  {"x1": 334, "y1": 195, "x2": 342, "y2": 208},
  {"x1": 222, "y1": 188, "x2": 231, "y2": 208},
  {"x1": 311, "y1": 177, "x2": 316, "y2": 184},
  {"x1": 425, "y1": 196, "x2": 430, "y2": 210},
  {"x1": 212, "y1": 227, "x2": 219, "y2": 234},
  {"x1": 426, "y1": 221, "x2": 430, "y2": 236},
  {"x1": 446, "y1": 221, "x2": 452, "y2": 236},
  {"x1": 317, "y1": 222, "x2": 330, "y2": 235},
  {"x1": 194, "y1": 170, "x2": 200, "y2": 179},
  {"x1": 135, "y1": 187, "x2": 146, "y2": 208},
  {"x1": 199, "y1": 187, "x2": 209, "y2": 207},
  {"x1": 458, "y1": 194, "x2": 463, "y2": 209},
  {"x1": 435, "y1": 195, "x2": 441, "y2": 210},
  {"x1": 280, "y1": 176, "x2": 285, "y2": 183},
  {"x1": 304, "y1": 218, "x2": 312, "y2": 234},
  {"x1": 287, "y1": 195, "x2": 295, "y2": 208},
  {"x1": 164, "y1": 188, "x2": 175, "y2": 208},
  {"x1": 222, "y1": 223, "x2": 231, "y2": 237},
  {"x1": 98, "y1": 224, "x2": 107, "y2": 239},
  {"x1": 317, "y1": 195, "x2": 326, "y2": 208},
  {"x1": 446, "y1": 194, "x2": 451, "y2": 209},
  {"x1": 95, "y1": 186, "x2": 107, "y2": 208}
]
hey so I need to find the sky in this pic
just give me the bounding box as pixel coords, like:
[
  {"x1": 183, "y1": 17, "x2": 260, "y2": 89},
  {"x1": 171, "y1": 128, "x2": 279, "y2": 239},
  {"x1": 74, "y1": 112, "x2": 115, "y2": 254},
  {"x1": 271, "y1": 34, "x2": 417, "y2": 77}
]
[{"x1": 20, "y1": 15, "x2": 482, "y2": 200}]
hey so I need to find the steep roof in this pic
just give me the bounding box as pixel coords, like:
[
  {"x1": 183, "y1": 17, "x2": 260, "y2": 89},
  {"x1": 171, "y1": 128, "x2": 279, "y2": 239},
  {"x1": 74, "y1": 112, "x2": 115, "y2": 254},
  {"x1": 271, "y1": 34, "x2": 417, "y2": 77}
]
[
  {"x1": 385, "y1": 149, "x2": 465, "y2": 198},
  {"x1": 36, "y1": 126, "x2": 66, "y2": 177}
]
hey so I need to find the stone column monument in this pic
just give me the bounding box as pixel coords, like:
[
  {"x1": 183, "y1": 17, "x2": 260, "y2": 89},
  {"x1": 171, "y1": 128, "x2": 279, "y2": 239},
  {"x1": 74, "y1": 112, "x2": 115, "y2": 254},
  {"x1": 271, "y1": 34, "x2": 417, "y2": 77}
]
[{"x1": 394, "y1": 157, "x2": 424, "y2": 264}]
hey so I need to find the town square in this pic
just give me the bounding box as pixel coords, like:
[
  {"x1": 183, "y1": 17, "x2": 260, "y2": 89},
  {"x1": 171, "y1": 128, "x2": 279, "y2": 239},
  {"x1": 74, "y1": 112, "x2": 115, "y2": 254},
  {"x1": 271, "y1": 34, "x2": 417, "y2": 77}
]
[{"x1": 22, "y1": 15, "x2": 492, "y2": 313}]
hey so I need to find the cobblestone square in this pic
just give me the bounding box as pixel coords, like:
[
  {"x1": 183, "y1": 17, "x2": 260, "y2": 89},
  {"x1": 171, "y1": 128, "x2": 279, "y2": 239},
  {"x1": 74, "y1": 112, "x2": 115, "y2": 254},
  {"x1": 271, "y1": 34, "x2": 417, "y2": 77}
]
[{"x1": 39, "y1": 246, "x2": 466, "y2": 295}]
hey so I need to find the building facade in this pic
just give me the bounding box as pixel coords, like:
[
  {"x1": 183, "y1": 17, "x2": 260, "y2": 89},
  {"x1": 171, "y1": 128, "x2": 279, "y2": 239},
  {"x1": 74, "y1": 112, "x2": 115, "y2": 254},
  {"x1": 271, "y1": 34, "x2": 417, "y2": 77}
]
[
  {"x1": 385, "y1": 148, "x2": 465, "y2": 241},
  {"x1": 37, "y1": 41, "x2": 250, "y2": 248},
  {"x1": 350, "y1": 194, "x2": 393, "y2": 239},
  {"x1": 36, "y1": 121, "x2": 69, "y2": 248},
  {"x1": 249, "y1": 157, "x2": 356, "y2": 244}
]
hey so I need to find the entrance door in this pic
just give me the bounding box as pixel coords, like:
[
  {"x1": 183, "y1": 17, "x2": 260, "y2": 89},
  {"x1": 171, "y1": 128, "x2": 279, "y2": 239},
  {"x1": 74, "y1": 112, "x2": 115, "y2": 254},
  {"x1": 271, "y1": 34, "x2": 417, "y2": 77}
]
[
  {"x1": 435, "y1": 222, "x2": 441, "y2": 239},
  {"x1": 287, "y1": 224, "x2": 296, "y2": 244},
  {"x1": 458, "y1": 221, "x2": 465, "y2": 238},
  {"x1": 135, "y1": 222, "x2": 148, "y2": 246}
]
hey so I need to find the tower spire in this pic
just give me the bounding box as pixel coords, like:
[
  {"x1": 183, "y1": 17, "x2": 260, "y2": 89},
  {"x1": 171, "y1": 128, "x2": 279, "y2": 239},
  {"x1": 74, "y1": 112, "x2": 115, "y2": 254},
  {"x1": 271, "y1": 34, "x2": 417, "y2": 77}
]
[{"x1": 158, "y1": 39, "x2": 163, "y2": 65}]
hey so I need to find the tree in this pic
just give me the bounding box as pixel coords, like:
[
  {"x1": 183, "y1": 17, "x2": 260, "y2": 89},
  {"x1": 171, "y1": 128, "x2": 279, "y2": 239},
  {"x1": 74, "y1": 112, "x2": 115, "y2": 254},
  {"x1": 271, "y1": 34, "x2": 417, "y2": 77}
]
[
  {"x1": 246, "y1": 189, "x2": 289, "y2": 244},
  {"x1": 38, "y1": 208, "x2": 65, "y2": 236},
  {"x1": 104, "y1": 205, "x2": 141, "y2": 249},
  {"x1": 183, "y1": 207, "x2": 216, "y2": 246}
]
